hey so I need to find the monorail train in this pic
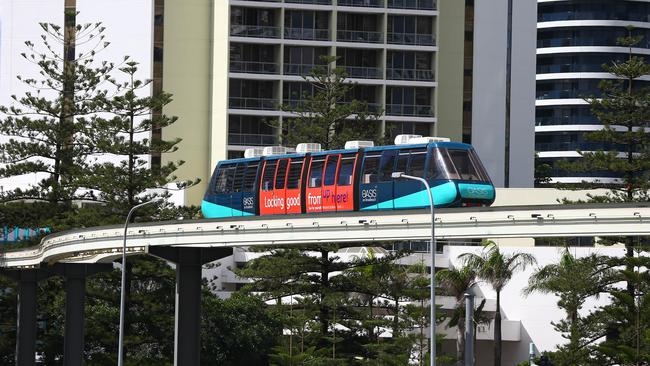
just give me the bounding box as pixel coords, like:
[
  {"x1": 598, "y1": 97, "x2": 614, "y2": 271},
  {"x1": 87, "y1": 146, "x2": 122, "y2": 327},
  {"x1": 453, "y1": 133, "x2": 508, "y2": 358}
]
[{"x1": 201, "y1": 136, "x2": 495, "y2": 219}]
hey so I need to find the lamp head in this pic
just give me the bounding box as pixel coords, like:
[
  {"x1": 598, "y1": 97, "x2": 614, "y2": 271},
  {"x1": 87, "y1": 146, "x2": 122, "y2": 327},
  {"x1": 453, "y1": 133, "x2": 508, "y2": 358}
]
[{"x1": 391, "y1": 172, "x2": 404, "y2": 179}]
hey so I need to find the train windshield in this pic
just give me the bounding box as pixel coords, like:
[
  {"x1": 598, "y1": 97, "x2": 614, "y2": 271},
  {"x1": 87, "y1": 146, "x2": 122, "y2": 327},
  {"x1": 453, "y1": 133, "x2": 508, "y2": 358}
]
[{"x1": 430, "y1": 148, "x2": 490, "y2": 182}]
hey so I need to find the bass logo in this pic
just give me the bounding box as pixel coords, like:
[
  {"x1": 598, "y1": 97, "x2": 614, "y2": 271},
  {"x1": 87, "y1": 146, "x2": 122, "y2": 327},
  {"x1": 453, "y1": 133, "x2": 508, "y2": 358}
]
[{"x1": 361, "y1": 188, "x2": 377, "y2": 202}]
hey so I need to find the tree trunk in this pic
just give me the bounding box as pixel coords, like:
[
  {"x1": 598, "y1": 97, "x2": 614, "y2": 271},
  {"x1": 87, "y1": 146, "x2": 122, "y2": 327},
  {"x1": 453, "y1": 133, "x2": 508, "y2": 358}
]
[
  {"x1": 494, "y1": 291, "x2": 502, "y2": 366},
  {"x1": 457, "y1": 315, "x2": 466, "y2": 363}
]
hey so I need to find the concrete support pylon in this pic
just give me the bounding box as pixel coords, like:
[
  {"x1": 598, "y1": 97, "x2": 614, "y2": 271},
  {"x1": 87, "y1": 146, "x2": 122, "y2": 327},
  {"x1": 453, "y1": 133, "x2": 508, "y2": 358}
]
[
  {"x1": 148, "y1": 247, "x2": 232, "y2": 366},
  {"x1": 55, "y1": 263, "x2": 112, "y2": 366}
]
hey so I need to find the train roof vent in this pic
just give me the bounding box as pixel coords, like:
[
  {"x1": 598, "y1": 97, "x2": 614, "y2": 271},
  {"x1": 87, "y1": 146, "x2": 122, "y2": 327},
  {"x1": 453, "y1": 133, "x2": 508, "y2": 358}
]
[
  {"x1": 296, "y1": 143, "x2": 322, "y2": 153},
  {"x1": 394, "y1": 134, "x2": 422, "y2": 145},
  {"x1": 244, "y1": 147, "x2": 264, "y2": 158},
  {"x1": 409, "y1": 136, "x2": 451, "y2": 143},
  {"x1": 262, "y1": 146, "x2": 290, "y2": 156},
  {"x1": 344, "y1": 140, "x2": 374, "y2": 149}
]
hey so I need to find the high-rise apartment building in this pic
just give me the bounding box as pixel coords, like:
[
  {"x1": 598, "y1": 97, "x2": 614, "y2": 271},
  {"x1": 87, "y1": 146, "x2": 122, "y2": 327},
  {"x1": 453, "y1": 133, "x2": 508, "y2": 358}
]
[
  {"x1": 162, "y1": 0, "x2": 537, "y2": 205},
  {"x1": 535, "y1": 0, "x2": 650, "y2": 183}
]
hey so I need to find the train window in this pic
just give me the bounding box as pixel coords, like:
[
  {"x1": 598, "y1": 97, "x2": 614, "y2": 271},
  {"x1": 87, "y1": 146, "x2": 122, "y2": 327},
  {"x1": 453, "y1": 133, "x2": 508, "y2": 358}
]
[
  {"x1": 379, "y1": 150, "x2": 397, "y2": 181},
  {"x1": 323, "y1": 155, "x2": 339, "y2": 186},
  {"x1": 232, "y1": 163, "x2": 247, "y2": 192},
  {"x1": 362, "y1": 152, "x2": 381, "y2": 183},
  {"x1": 286, "y1": 159, "x2": 304, "y2": 189},
  {"x1": 429, "y1": 149, "x2": 451, "y2": 180},
  {"x1": 308, "y1": 157, "x2": 325, "y2": 188},
  {"x1": 408, "y1": 148, "x2": 427, "y2": 178},
  {"x1": 275, "y1": 160, "x2": 289, "y2": 189},
  {"x1": 396, "y1": 150, "x2": 409, "y2": 174},
  {"x1": 469, "y1": 149, "x2": 490, "y2": 182},
  {"x1": 337, "y1": 154, "x2": 356, "y2": 186},
  {"x1": 242, "y1": 163, "x2": 259, "y2": 191},
  {"x1": 448, "y1": 149, "x2": 480, "y2": 180},
  {"x1": 262, "y1": 161, "x2": 277, "y2": 191},
  {"x1": 215, "y1": 164, "x2": 236, "y2": 194}
]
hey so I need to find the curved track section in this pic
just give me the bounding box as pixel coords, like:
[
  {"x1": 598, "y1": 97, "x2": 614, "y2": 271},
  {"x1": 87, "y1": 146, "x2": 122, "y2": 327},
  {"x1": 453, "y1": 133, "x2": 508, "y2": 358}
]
[{"x1": 3, "y1": 204, "x2": 650, "y2": 268}]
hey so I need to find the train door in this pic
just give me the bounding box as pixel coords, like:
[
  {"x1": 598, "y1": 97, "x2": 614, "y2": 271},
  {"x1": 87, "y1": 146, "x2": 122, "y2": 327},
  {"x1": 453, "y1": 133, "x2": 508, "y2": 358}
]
[
  {"x1": 359, "y1": 150, "x2": 396, "y2": 210},
  {"x1": 321, "y1": 154, "x2": 340, "y2": 212},
  {"x1": 240, "y1": 161, "x2": 259, "y2": 215},
  {"x1": 285, "y1": 158, "x2": 304, "y2": 214},
  {"x1": 305, "y1": 156, "x2": 326, "y2": 213},
  {"x1": 273, "y1": 159, "x2": 290, "y2": 214},
  {"x1": 230, "y1": 162, "x2": 248, "y2": 216},
  {"x1": 393, "y1": 148, "x2": 429, "y2": 209},
  {"x1": 259, "y1": 160, "x2": 278, "y2": 215},
  {"x1": 335, "y1": 153, "x2": 356, "y2": 211}
]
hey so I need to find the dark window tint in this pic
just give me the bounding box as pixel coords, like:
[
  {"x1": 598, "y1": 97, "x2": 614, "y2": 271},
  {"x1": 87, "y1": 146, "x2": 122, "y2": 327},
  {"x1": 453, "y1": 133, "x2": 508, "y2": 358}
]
[
  {"x1": 215, "y1": 164, "x2": 236, "y2": 194},
  {"x1": 448, "y1": 149, "x2": 480, "y2": 180},
  {"x1": 287, "y1": 159, "x2": 304, "y2": 189},
  {"x1": 233, "y1": 163, "x2": 247, "y2": 192},
  {"x1": 429, "y1": 149, "x2": 450, "y2": 180},
  {"x1": 379, "y1": 150, "x2": 397, "y2": 181},
  {"x1": 407, "y1": 148, "x2": 427, "y2": 177},
  {"x1": 337, "y1": 154, "x2": 356, "y2": 186},
  {"x1": 396, "y1": 150, "x2": 409, "y2": 174},
  {"x1": 469, "y1": 149, "x2": 490, "y2": 182},
  {"x1": 243, "y1": 163, "x2": 259, "y2": 191},
  {"x1": 362, "y1": 152, "x2": 381, "y2": 183},
  {"x1": 262, "y1": 161, "x2": 277, "y2": 191},
  {"x1": 324, "y1": 155, "x2": 339, "y2": 186},
  {"x1": 309, "y1": 158, "x2": 325, "y2": 188},
  {"x1": 275, "y1": 160, "x2": 289, "y2": 189}
]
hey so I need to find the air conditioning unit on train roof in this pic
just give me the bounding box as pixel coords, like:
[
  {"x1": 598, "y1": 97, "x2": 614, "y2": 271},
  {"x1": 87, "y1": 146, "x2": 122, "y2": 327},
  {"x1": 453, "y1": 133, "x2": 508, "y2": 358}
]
[
  {"x1": 394, "y1": 134, "x2": 422, "y2": 145},
  {"x1": 296, "y1": 143, "x2": 322, "y2": 153},
  {"x1": 262, "y1": 146, "x2": 290, "y2": 156},
  {"x1": 344, "y1": 140, "x2": 374, "y2": 149},
  {"x1": 244, "y1": 147, "x2": 264, "y2": 158},
  {"x1": 409, "y1": 136, "x2": 451, "y2": 143}
]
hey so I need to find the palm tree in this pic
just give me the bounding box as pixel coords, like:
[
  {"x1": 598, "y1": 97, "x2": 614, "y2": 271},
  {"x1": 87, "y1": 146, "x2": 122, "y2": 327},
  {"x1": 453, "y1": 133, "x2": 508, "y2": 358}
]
[
  {"x1": 459, "y1": 241, "x2": 536, "y2": 366},
  {"x1": 436, "y1": 264, "x2": 477, "y2": 363}
]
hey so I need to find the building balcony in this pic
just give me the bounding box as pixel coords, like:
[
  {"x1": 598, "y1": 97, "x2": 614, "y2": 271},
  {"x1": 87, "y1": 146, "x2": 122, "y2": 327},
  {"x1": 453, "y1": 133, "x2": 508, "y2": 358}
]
[
  {"x1": 285, "y1": 0, "x2": 332, "y2": 4},
  {"x1": 230, "y1": 61, "x2": 279, "y2": 74},
  {"x1": 338, "y1": 0, "x2": 384, "y2": 7},
  {"x1": 386, "y1": 104, "x2": 433, "y2": 117},
  {"x1": 388, "y1": 32, "x2": 435, "y2": 46},
  {"x1": 342, "y1": 65, "x2": 382, "y2": 79},
  {"x1": 230, "y1": 25, "x2": 280, "y2": 39},
  {"x1": 387, "y1": 68, "x2": 435, "y2": 81},
  {"x1": 284, "y1": 63, "x2": 320, "y2": 75},
  {"x1": 337, "y1": 30, "x2": 383, "y2": 43},
  {"x1": 229, "y1": 97, "x2": 278, "y2": 110},
  {"x1": 535, "y1": 141, "x2": 625, "y2": 152},
  {"x1": 388, "y1": 0, "x2": 436, "y2": 10},
  {"x1": 228, "y1": 133, "x2": 278, "y2": 146},
  {"x1": 338, "y1": 100, "x2": 382, "y2": 113},
  {"x1": 284, "y1": 27, "x2": 330, "y2": 41}
]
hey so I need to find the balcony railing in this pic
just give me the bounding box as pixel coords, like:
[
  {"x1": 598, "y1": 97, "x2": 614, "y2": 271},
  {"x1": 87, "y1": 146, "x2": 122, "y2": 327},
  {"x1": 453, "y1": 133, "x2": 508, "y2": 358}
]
[
  {"x1": 230, "y1": 61, "x2": 278, "y2": 74},
  {"x1": 228, "y1": 133, "x2": 278, "y2": 146},
  {"x1": 230, "y1": 25, "x2": 280, "y2": 39},
  {"x1": 284, "y1": 63, "x2": 320, "y2": 75},
  {"x1": 338, "y1": 0, "x2": 383, "y2": 7},
  {"x1": 229, "y1": 97, "x2": 277, "y2": 110},
  {"x1": 535, "y1": 142, "x2": 627, "y2": 152},
  {"x1": 386, "y1": 104, "x2": 433, "y2": 117},
  {"x1": 342, "y1": 65, "x2": 382, "y2": 79},
  {"x1": 338, "y1": 101, "x2": 382, "y2": 113},
  {"x1": 388, "y1": 32, "x2": 435, "y2": 46},
  {"x1": 337, "y1": 30, "x2": 383, "y2": 43},
  {"x1": 388, "y1": 0, "x2": 436, "y2": 10},
  {"x1": 285, "y1": 0, "x2": 331, "y2": 4},
  {"x1": 284, "y1": 28, "x2": 330, "y2": 41},
  {"x1": 387, "y1": 68, "x2": 434, "y2": 81}
]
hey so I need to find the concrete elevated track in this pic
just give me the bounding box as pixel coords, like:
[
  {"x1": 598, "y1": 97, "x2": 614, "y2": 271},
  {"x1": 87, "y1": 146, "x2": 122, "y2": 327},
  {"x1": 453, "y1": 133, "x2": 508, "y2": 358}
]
[{"x1": 3, "y1": 203, "x2": 650, "y2": 269}]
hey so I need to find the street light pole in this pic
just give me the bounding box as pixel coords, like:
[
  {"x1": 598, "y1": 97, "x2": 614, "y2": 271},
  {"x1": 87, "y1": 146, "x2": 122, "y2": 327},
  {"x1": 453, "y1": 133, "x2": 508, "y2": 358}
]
[
  {"x1": 118, "y1": 198, "x2": 163, "y2": 366},
  {"x1": 391, "y1": 172, "x2": 436, "y2": 366}
]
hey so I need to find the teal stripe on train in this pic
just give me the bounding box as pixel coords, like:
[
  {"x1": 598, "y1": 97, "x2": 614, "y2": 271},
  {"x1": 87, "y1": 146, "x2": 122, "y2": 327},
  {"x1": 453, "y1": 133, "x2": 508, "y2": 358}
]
[
  {"x1": 361, "y1": 181, "x2": 458, "y2": 211},
  {"x1": 201, "y1": 200, "x2": 254, "y2": 218}
]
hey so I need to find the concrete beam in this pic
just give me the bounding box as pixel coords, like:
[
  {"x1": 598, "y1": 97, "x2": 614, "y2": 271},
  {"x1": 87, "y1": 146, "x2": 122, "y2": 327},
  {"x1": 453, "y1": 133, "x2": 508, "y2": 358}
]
[{"x1": 148, "y1": 247, "x2": 232, "y2": 366}]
